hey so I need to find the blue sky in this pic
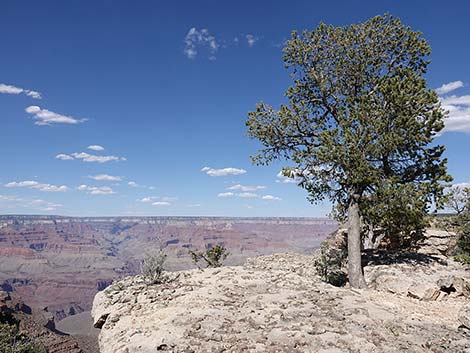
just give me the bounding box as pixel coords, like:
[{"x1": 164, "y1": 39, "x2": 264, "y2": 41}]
[{"x1": 1, "y1": 0, "x2": 469, "y2": 217}]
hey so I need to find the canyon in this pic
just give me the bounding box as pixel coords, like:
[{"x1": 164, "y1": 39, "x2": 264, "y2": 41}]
[{"x1": 0, "y1": 215, "x2": 337, "y2": 323}]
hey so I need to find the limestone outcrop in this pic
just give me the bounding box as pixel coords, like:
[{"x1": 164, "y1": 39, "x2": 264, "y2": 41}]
[{"x1": 92, "y1": 253, "x2": 470, "y2": 353}]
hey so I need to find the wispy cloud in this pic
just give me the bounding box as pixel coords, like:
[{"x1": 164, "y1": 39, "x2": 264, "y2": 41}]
[
  {"x1": 187, "y1": 203, "x2": 201, "y2": 207},
  {"x1": 87, "y1": 145, "x2": 105, "y2": 151},
  {"x1": 77, "y1": 184, "x2": 115, "y2": 195},
  {"x1": 238, "y1": 192, "x2": 258, "y2": 198},
  {"x1": 88, "y1": 174, "x2": 122, "y2": 181},
  {"x1": 29, "y1": 198, "x2": 63, "y2": 211},
  {"x1": 152, "y1": 201, "x2": 170, "y2": 206},
  {"x1": 201, "y1": 166, "x2": 247, "y2": 177},
  {"x1": 4, "y1": 180, "x2": 68, "y2": 192},
  {"x1": 128, "y1": 181, "x2": 156, "y2": 190},
  {"x1": 437, "y1": 81, "x2": 470, "y2": 133},
  {"x1": 227, "y1": 184, "x2": 265, "y2": 192},
  {"x1": 184, "y1": 27, "x2": 219, "y2": 59},
  {"x1": 218, "y1": 192, "x2": 235, "y2": 198},
  {"x1": 25, "y1": 106, "x2": 86, "y2": 126},
  {"x1": 140, "y1": 196, "x2": 176, "y2": 203},
  {"x1": 55, "y1": 152, "x2": 126, "y2": 163},
  {"x1": 262, "y1": 195, "x2": 282, "y2": 201},
  {"x1": 217, "y1": 191, "x2": 258, "y2": 198},
  {"x1": 0, "y1": 83, "x2": 42, "y2": 99},
  {"x1": 55, "y1": 154, "x2": 74, "y2": 161},
  {"x1": 436, "y1": 81, "x2": 464, "y2": 95},
  {"x1": 0, "y1": 195, "x2": 62, "y2": 211},
  {"x1": 246, "y1": 34, "x2": 258, "y2": 47}
]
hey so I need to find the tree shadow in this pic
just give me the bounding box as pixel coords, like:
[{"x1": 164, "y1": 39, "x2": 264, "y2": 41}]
[{"x1": 362, "y1": 249, "x2": 448, "y2": 267}]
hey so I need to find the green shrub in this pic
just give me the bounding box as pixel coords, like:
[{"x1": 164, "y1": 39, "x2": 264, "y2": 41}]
[
  {"x1": 140, "y1": 249, "x2": 168, "y2": 285},
  {"x1": 454, "y1": 253, "x2": 470, "y2": 265},
  {"x1": 189, "y1": 244, "x2": 230, "y2": 268},
  {"x1": 0, "y1": 323, "x2": 46, "y2": 353}
]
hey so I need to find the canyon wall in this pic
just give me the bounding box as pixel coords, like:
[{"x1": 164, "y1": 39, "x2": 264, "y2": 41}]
[{"x1": 0, "y1": 215, "x2": 337, "y2": 321}]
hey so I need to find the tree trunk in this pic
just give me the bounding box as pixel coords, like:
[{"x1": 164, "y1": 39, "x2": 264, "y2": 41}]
[
  {"x1": 347, "y1": 195, "x2": 367, "y2": 288},
  {"x1": 362, "y1": 223, "x2": 386, "y2": 250}
]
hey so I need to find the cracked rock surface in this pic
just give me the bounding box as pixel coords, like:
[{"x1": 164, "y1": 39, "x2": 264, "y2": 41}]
[{"x1": 92, "y1": 253, "x2": 470, "y2": 353}]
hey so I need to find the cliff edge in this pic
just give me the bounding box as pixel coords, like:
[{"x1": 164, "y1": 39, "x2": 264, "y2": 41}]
[{"x1": 92, "y1": 248, "x2": 470, "y2": 353}]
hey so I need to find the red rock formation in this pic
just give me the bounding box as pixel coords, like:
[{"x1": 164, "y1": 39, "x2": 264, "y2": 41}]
[{"x1": 0, "y1": 216, "x2": 337, "y2": 322}]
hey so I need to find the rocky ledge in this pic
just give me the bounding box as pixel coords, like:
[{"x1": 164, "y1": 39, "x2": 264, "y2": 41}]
[{"x1": 92, "y1": 253, "x2": 470, "y2": 353}]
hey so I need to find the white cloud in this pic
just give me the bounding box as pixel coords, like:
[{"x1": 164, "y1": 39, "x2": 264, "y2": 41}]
[
  {"x1": 152, "y1": 201, "x2": 170, "y2": 206},
  {"x1": 128, "y1": 181, "x2": 138, "y2": 187},
  {"x1": 184, "y1": 27, "x2": 219, "y2": 59},
  {"x1": 437, "y1": 82, "x2": 470, "y2": 133},
  {"x1": 0, "y1": 83, "x2": 42, "y2": 99},
  {"x1": 218, "y1": 192, "x2": 234, "y2": 198},
  {"x1": 218, "y1": 191, "x2": 259, "y2": 198},
  {"x1": 187, "y1": 203, "x2": 201, "y2": 207},
  {"x1": 25, "y1": 106, "x2": 86, "y2": 125},
  {"x1": 55, "y1": 154, "x2": 74, "y2": 161},
  {"x1": 441, "y1": 95, "x2": 470, "y2": 106},
  {"x1": 71, "y1": 152, "x2": 125, "y2": 163},
  {"x1": 4, "y1": 180, "x2": 68, "y2": 192},
  {"x1": 442, "y1": 105, "x2": 470, "y2": 133},
  {"x1": 246, "y1": 34, "x2": 258, "y2": 47},
  {"x1": 228, "y1": 184, "x2": 265, "y2": 192},
  {"x1": 25, "y1": 91, "x2": 42, "y2": 99},
  {"x1": 140, "y1": 196, "x2": 176, "y2": 203},
  {"x1": 55, "y1": 152, "x2": 126, "y2": 163},
  {"x1": 87, "y1": 145, "x2": 105, "y2": 151},
  {"x1": 436, "y1": 81, "x2": 464, "y2": 95},
  {"x1": 77, "y1": 184, "x2": 115, "y2": 195},
  {"x1": 201, "y1": 166, "x2": 247, "y2": 177},
  {"x1": 262, "y1": 195, "x2": 282, "y2": 201},
  {"x1": 89, "y1": 174, "x2": 122, "y2": 181},
  {"x1": 238, "y1": 192, "x2": 258, "y2": 198}
]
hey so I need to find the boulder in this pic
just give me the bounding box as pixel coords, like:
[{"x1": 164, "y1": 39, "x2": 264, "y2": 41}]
[{"x1": 416, "y1": 229, "x2": 457, "y2": 256}]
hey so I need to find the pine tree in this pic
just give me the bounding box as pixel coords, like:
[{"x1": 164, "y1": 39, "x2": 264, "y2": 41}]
[{"x1": 246, "y1": 14, "x2": 451, "y2": 288}]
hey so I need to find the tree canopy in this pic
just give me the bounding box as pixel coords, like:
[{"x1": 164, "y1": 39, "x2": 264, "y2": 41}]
[{"x1": 246, "y1": 14, "x2": 451, "y2": 288}]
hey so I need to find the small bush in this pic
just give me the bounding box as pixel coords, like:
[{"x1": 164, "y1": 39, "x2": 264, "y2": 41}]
[
  {"x1": 140, "y1": 249, "x2": 168, "y2": 285},
  {"x1": 314, "y1": 245, "x2": 347, "y2": 287},
  {"x1": 189, "y1": 244, "x2": 230, "y2": 268},
  {"x1": 0, "y1": 323, "x2": 46, "y2": 353},
  {"x1": 454, "y1": 253, "x2": 470, "y2": 265}
]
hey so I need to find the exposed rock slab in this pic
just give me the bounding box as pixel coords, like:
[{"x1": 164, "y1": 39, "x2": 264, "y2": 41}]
[
  {"x1": 416, "y1": 229, "x2": 457, "y2": 256},
  {"x1": 92, "y1": 253, "x2": 470, "y2": 353}
]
